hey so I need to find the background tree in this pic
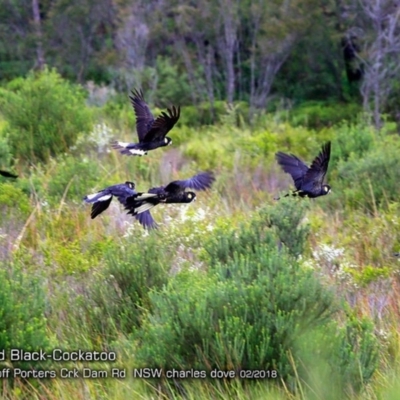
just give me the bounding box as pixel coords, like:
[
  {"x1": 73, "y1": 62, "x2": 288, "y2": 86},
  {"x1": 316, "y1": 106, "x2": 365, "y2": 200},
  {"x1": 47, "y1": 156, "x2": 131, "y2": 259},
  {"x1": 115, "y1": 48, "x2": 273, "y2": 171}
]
[
  {"x1": 357, "y1": 0, "x2": 400, "y2": 129},
  {"x1": 46, "y1": 0, "x2": 116, "y2": 82},
  {"x1": 1, "y1": 0, "x2": 392, "y2": 123},
  {"x1": 32, "y1": 0, "x2": 45, "y2": 70}
]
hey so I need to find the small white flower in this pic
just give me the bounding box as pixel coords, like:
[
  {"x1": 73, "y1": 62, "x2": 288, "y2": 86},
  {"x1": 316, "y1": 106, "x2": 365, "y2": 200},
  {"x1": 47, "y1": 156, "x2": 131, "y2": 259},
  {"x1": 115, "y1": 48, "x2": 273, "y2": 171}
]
[
  {"x1": 179, "y1": 206, "x2": 189, "y2": 222},
  {"x1": 193, "y1": 207, "x2": 207, "y2": 222},
  {"x1": 313, "y1": 244, "x2": 344, "y2": 263}
]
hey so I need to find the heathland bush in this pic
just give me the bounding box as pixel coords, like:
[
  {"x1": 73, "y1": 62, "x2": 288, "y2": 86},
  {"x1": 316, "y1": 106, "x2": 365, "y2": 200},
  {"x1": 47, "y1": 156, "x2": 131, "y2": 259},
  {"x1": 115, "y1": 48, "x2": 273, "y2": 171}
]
[
  {"x1": 205, "y1": 198, "x2": 310, "y2": 265},
  {"x1": 328, "y1": 120, "x2": 376, "y2": 172},
  {"x1": 0, "y1": 68, "x2": 92, "y2": 163},
  {"x1": 83, "y1": 236, "x2": 171, "y2": 341},
  {"x1": 135, "y1": 201, "x2": 379, "y2": 395},
  {"x1": 0, "y1": 133, "x2": 12, "y2": 167},
  {"x1": 46, "y1": 155, "x2": 101, "y2": 203},
  {"x1": 335, "y1": 135, "x2": 400, "y2": 211},
  {"x1": 0, "y1": 263, "x2": 49, "y2": 364},
  {"x1": 296, "y1": 315, "x2": 378, "y2": 399},
  {"x1": 0, "y1": 182, "x2": 31, "y2": 218},
  {"x1": 289, "y1": 101, "x2": 361, "y2": 128}
]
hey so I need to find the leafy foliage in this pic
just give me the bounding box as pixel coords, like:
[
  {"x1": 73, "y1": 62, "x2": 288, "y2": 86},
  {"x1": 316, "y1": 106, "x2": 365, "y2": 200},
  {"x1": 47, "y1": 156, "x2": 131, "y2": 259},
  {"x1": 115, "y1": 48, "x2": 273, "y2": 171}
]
[
  {"x1": 83, "y1": 236, "x2": 171, "y2": 341},
  {"x1": 335, "y1": 135, "x2": 400, "y2": 211},
  {"x1": 0, "y1": 182, "x2": 31, "y2": 218},
  {"x1": 289, "y1": 102, "x2": 362, "y2": 129},
  {"x1": 0, "y1": 264, "x2": 49, "y2": 364},
  {"x1": 0, "y1": 68, "x2": 92, "y2": 163},
  {"x1": 46, "y1": 155, "x2": 101, "y2": 203},
  {"x1": 135, "y1": 203, "x2": 378, "y2": 395},
  {"x1": 0, "y1": 131, "x2": 12, "y2": 167}
]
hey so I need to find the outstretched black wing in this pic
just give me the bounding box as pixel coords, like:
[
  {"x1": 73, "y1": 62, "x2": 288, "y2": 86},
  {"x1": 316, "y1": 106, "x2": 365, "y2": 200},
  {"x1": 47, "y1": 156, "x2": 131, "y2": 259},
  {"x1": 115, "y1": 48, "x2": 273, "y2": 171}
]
[
  {"x1": 0, "y1": 170, "x2": 18, "y2": 178},
  {"x1": 124, "y1": 193, "x2": 160, "y2": 216},
  {"x1": 302, "y1": 142, "x2": 331, "y2": 192},
  {"x1": 90, "y1": 198, "x2": 112, "y2": 219},
  {"x1": 164, "y1": 171, "x2": 215, "y2": 194},
  {"x1": 142, "y1": 106, "x2": 180, "y2": 143},
  {"x1": 135, "y1": 211, "x2": 158, "y2": 230},
  {"x1": 275, "y1": 152, "x2": 309, "y2": 190},
  {"x1": 129, "y1": 89, "x2": 155, "y2": 142},
  {"x1": 84, "y1": 182, "x2": 136, "y2": 219}
]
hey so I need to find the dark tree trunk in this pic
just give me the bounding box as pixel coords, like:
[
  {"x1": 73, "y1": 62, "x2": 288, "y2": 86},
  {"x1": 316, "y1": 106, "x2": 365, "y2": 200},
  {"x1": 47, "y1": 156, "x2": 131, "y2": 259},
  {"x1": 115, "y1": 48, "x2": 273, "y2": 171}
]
[{"x1": 32, "y1": 0, "x2": 45, "y2": 70}]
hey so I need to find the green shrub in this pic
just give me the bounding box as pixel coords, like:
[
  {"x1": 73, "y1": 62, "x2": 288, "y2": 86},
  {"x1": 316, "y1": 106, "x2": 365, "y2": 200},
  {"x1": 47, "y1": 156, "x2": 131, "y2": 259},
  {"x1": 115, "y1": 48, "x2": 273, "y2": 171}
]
[
  {"x1": 179, "y1": 101, "x2": 247, "y2": 127},
  {"x1": 101, "y1": 92, "x2": 135, "y2": 132},
  {"x1": 0, "y1": 68, "x2": 92, "y2": 163},
  {"x1": 135, "y1": 248, "x2": 335, "y2": 377},
  {"x1": 265, "y1": 198, "x2": 310, "y2": 257},
  {"x1": 205, "y1": 199, "x2": 310, "y2": 266},
  {"x1": 135, "y1": 202, "x2": 321, "y2": 375},
  {"x1": 296, "y1": 315, "x2": 379, "y2": 399},
  {"x1": 336, "y1": 316, "x2": 379, "y2": 392},
  {"x1": 335, "y1": 135, "x2": 400, "y2": 211},
  {"x1": 46, "y1": 155, "x2": 102, "y2": 203},
  {"x1": 0, "y1": 131, "x2": 12, "y2": 167},
  {"x1": 83, "y1": 236, "x2": 171, "y2": 341},
  {"x1": 328, "y1": 121, "x2": 376, "y2": 171},
  {"x1": 0, "y1": 182, "x2": 31, "y2": 218},
  {"x1": 289, "y1": 101, "x2": 362, "y2": 129},
  {"x1": 152, "y1": 56, "x2": 193, "y2": 108},
  {"x1": 42, "y1": 240, "x2": 93, "y2": 275},
  {"x1": 239, "y1": 119, "x2": 331, "y2": 164},
  {"x1": 135, "y1": 201, "x2": 378, "y2": 396},
  {"x1": 0, "y1": 263, "x2": 49, "y2": 366}
]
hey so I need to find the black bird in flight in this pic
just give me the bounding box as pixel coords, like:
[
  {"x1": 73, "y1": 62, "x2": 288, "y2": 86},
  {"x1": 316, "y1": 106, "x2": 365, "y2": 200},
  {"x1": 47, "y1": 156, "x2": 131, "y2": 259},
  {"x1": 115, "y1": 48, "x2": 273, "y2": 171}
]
[
  {"x1": 275, "y1": 142, "x2": 331, "y2": 198},
  {"x1": 125, "y1": 171, "x2": 215, "y2": 229},
  {"x1": 0, "y1": 170, "x2": 18, "y2": 179},
  {"x1": 112, "y1": 89, "x2": 180, "y2": 156},
  {"x1": 83, "y1": 181, "x2": 157, "y2": 219}
]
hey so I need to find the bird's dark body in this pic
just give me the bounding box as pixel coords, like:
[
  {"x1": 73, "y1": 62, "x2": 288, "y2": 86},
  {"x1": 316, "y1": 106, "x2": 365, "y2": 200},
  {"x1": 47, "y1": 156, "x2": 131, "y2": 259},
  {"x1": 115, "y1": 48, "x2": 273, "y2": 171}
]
[
  {"x1": 124, "y1": 172, "x2": 215, "y2": 229},
  {"x1": 276, "y1": 142, "x2": 331, "y2": 198},
  {"x1": 84, "y1": 182, "x2": 138, "y2": 219},
  {"x1": 112, "y1": 89, "x2": 179, "y2": 156},
  {"x1": 118, "y1": 139, "x2": 170, "y2": 155},
  {"x1": 0, "y1": 170, "x2": 18, "y2": 179}
]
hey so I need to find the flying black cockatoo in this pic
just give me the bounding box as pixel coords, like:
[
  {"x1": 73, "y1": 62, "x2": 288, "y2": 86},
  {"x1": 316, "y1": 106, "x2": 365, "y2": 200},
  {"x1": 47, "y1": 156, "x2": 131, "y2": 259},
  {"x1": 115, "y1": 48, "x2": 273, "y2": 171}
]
[
  {"x1": 124, "y1": 171, "x2": 215, "y2": 229},
  {"x1": 111, "y1": 89, "x2": 180, "y2": 156},
  {"x1": 84, "y1": 181, "x2": 155, "y2": 219},
  {"x1": 275, "y1": 142, "x2": 331, "y2": 198}
]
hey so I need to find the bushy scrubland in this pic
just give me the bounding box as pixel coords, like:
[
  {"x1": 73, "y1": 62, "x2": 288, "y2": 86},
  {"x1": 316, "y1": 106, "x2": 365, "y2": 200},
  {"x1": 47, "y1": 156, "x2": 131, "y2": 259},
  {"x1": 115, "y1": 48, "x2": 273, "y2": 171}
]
[{"x1": 1, "y1": 70, "x2": 400, "y2": 399}]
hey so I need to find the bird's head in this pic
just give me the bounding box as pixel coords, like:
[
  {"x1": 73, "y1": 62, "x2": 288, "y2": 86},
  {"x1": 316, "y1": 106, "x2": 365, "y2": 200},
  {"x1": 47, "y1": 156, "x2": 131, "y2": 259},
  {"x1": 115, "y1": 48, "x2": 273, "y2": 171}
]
[
  {"x1": 165, "y1": 137, "x2": 172, "y2": 146},
  {"x1": 184, "y1": 192, "x2": 196, "y2": 203},
  {"x1": 125, "y1": 181, "x2": 135, "y2": 189},
  {"x1": 323, "y1": 184, "x2": 331, "y2": 194}
]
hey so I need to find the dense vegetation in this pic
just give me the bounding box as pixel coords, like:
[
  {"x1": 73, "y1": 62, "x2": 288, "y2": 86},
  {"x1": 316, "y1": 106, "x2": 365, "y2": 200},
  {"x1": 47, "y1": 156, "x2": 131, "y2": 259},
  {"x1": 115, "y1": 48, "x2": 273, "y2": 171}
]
[
  {"x1": 0, "y1": 67, "x2": 399, "y2": 399},
  {"x1": 2, "y1": 0, "x2": 400, "y2": 128}
]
